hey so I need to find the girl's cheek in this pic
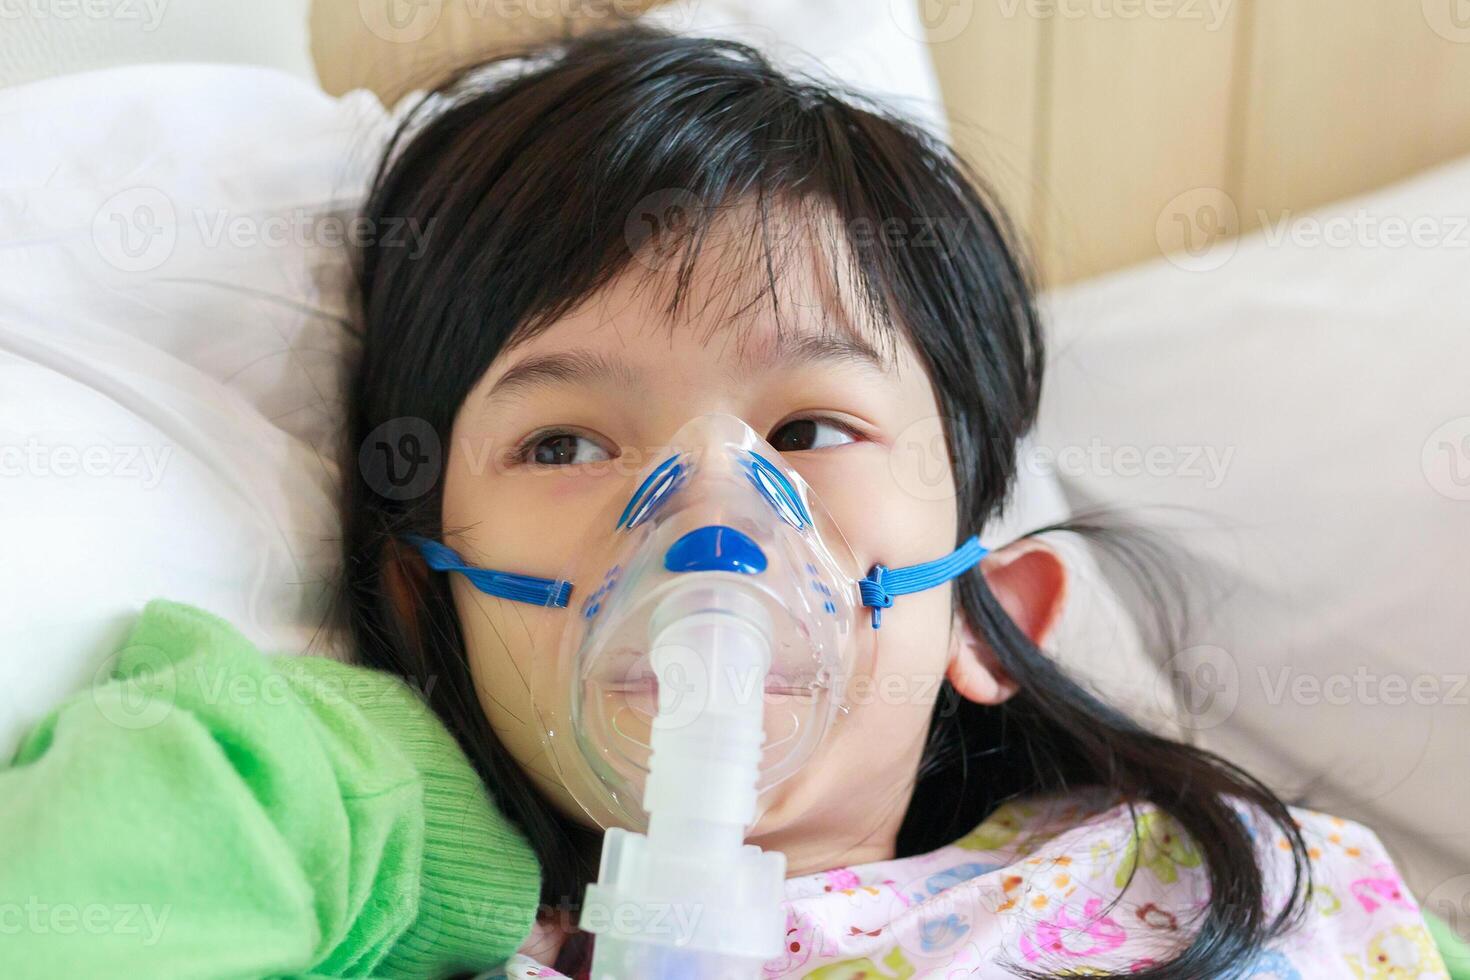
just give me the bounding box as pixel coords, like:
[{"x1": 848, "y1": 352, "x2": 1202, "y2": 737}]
[
  {"x1": 535, "y1": 466, "x2": 619, "y2": 501},
  {"x1": 523, "y1": 475, "x2": 584, "y2": 502}
]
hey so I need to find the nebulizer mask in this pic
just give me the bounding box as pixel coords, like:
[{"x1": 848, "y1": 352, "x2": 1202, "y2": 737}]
[{"x1": 409, "y1": 413, "x2": 987, "y2": 978}]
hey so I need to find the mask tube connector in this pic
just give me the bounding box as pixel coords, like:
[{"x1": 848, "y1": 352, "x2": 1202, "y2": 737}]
[{"x1": 581, "y1": 581, "x2": 786, "y2": 978}]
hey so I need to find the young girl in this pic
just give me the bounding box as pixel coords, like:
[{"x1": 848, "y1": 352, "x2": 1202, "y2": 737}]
[{"x1": 2, "y1": 23, "x2": 1457, "y2": 980}]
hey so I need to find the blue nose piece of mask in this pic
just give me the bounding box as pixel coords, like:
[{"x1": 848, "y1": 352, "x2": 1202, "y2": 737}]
[{"x1": 663, "y1": 525, "x2": 769, "y2": 575}]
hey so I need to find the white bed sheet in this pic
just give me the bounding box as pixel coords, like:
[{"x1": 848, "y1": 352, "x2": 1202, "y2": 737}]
[{"x1": 1037, "y1": 155, "x2": 1470, "y2": 898}]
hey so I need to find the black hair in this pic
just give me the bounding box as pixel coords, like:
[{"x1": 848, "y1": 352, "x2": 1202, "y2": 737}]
[{"x1": 340, "y1": 23, "x2": 1309, "y2": 978}]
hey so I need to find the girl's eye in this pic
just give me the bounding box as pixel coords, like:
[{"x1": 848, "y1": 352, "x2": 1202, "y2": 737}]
[
  {"x1": 520, "y1": 430, "x2": 613, "y2": 466},
  {"x1": 768, "y1": 417, "x2": 858, "y2": 453},
  {"x1": 516, "y1": 418, "x2": 855, "y2": 467}
]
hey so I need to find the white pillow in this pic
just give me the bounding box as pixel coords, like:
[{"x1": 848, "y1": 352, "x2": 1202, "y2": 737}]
[
  {"x1": 0, "y1": 63, "x2": 390, "y2": 758},
  {"x1": 0, "y1": 0, "x2": 315, "y2": 90},
  {"x1": 641, "y1": 0, "x2": 950, "y2": 139},
  {"x1": 1037, "y1": 156, "x2": 1470, "y2": 899}
]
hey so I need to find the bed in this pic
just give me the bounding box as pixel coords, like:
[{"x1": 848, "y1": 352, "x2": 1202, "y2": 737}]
[{"x1": 1, "y1": 0, "x2": 1465, "y2": 918}]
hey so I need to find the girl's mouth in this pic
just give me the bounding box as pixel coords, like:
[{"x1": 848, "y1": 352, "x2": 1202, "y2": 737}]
[
  {"x1": 596, "y1": 652, "x2": 819, "y2": 699},
  {"x1": 601, "y1": 675, "x2": 817, "y2": 697}
]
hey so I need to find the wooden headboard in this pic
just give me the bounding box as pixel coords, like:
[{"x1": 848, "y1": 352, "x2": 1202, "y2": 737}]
[{"x1": 312, "y1": 0, "x2": 1470, "y2": 284}]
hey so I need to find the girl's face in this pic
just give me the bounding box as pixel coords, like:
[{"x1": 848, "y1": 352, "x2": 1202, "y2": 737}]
[{"x1": 442, "y1": 210, "x2": 970, "y2": 874}]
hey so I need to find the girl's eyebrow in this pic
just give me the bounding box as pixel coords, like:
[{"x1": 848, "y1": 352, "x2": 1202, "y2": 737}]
[
  {"x1": 484, "y1": 326, "x2": 891, "y2": 406},
  {"x1": 485, "y1": 348, "x2": 641, "y2": 405}
]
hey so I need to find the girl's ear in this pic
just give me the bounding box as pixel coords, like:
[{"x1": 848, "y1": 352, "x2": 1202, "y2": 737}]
[
  {"x1": 381, "y1": 536, "x2": 429, "y2": 645},
  {"x1": 946, "y1": 537, "x2": 1068, "y2": 705}
]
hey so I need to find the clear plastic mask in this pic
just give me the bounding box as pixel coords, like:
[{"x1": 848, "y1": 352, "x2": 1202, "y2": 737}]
[
  {"x1": 409, "y1": 410, "x2": 989, "y2": 833},
  {"x1": 532, "y1": 412, "x2": 875, "y2": 830}
]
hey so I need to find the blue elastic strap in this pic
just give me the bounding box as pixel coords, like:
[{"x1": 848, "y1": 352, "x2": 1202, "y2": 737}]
[
  {"x1": 405, "y1": 534, "x2": 572, "y2": 608},
  {"x1": 858, "y1": 535, "x2": 989, "y2": 629}
]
